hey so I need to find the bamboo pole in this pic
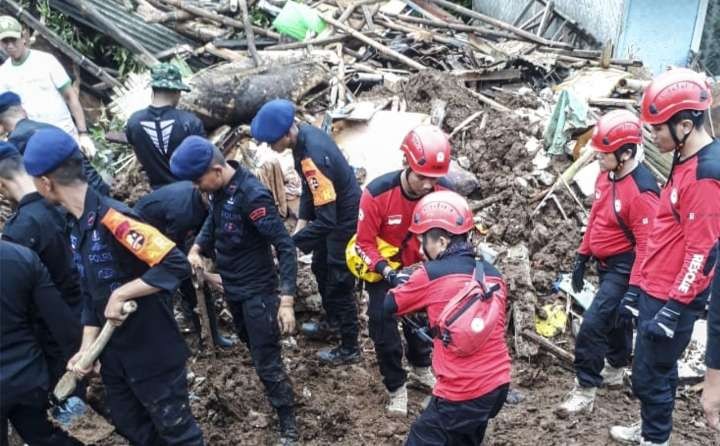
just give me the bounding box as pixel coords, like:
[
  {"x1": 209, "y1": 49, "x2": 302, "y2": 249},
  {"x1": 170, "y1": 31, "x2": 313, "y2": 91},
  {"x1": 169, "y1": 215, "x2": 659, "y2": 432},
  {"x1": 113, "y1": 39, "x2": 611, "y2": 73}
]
[
  {"x1": 158, "y1": 0, "x2": 281, "y2": 40},
  {"x1": 64, "y1": 0, "x2": 159, "y2": 67},
  {"x1": 320, "y1": 13, "x2": 426, "y2": 71},
  {"x1": 237, "y1": 0, "x2": 260, "y2": 66},
  {"x1": 426, "y1": 0, "x2": 573, "y2": 48}
]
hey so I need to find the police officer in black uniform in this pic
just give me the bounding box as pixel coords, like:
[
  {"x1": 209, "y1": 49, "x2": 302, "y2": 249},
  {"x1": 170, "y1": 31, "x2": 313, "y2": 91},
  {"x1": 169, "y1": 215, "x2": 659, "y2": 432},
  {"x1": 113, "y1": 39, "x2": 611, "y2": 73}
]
[
  {"x1": 134, "y1": 180, "x2": 235, "y2": 348},
  {"x1": 125, "y1": 63, "x2": 205, "y2": 190},
  {"x1": 252, "y1": 99, "x2": 361, "y2": 365},
  {"x1": 0, "y1": 240, "x2": 83, "y2": 446},
  {"x1": 0, "y1": 141, "x2": 87, "y2": 421},
  {"x1": 24, "y1": 127, "x2": 204, "y2": 446},
  {"x1": 0, "y1": 91, "x2": 109, "y2": 195},
  {"x1": 170, "y1": 135, "x2": 299, "y2": 445}
]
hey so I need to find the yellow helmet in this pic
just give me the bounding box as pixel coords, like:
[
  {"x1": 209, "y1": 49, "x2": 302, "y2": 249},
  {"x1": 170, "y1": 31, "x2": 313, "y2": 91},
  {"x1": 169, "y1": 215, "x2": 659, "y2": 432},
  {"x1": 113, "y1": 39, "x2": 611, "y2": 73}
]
[{"x1": 345, "y1": 235, "x2": 401, "y2": 283}]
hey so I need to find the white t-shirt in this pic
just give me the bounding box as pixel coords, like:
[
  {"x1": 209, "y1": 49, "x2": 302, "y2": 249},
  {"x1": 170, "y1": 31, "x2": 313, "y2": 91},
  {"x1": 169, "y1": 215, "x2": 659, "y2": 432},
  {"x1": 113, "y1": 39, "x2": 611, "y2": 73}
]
[{"x1": 0, "y1": 49, "x2": 77, "y2": 136}]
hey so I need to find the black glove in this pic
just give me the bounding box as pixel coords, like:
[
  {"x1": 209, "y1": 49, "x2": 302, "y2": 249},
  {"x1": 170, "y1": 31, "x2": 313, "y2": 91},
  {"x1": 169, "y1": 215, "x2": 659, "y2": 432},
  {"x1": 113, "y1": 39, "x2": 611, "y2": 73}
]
[
  {"x1": 640, "y1": 299, "x2": 685, "y2": 341},
  {"x1": 618, "y1": 286, "x2": 641, "y2": 321},
  {"x1": 571, "y1": 254, "x2": 590, "y2": 293}
]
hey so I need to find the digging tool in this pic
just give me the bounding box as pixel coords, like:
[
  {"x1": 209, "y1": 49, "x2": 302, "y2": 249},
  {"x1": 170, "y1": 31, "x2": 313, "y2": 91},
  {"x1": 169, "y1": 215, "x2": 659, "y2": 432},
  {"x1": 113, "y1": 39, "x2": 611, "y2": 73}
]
[
  {"x1": 193, "y1": 272, "x2": 215, "y2": 353},
  {"x1": 53, "y1": 301, "x2": 137, "y2": 402}
]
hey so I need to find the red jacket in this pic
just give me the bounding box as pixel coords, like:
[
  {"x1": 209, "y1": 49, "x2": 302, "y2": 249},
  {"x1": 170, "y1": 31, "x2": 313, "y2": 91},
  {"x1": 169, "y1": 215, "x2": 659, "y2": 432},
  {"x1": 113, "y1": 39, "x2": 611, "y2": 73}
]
[
  {"x1": 579, "y1": 164, "x2": 659, "y2": 285},
  {"x1": 389, "y1": 250, "x2": 511, "y2": 402},
  {"x1": 640, "y1": 140, "x2": 720, "y2": 304},
  {"x1": 356, "y1": 170, "x2": 451, "y2": 272}
]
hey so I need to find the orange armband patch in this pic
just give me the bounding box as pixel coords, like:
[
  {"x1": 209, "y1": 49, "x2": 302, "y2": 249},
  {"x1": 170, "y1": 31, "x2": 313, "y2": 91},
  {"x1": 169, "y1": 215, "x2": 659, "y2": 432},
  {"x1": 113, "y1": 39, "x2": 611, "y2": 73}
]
[
  {"x1": 301, "y1": 158, "x2": 336, "y2": 206},
  {"x1": 101, "y1": 208, "x2": 176, "y2": 267}
]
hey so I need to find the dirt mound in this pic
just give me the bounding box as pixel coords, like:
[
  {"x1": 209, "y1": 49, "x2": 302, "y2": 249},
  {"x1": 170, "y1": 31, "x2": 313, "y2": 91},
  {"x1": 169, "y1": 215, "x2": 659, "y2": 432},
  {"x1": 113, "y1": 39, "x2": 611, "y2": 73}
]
[{"x1": 110, "y1": 161, "x2": 151, "y2": 207}]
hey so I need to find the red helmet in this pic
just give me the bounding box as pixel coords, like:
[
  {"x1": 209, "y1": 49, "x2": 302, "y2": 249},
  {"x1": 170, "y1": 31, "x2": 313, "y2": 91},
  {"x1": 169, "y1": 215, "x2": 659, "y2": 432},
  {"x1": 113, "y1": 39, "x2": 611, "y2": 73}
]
[
  {"x1": 640, "y1": 68, "x2": 712, "y2": 125},
  {"x1": 409, "y1": 190, "x2": 474, "y2": 235},
  {"x1": 591, "y1": 110, "x2": 642, "y2": 153},
  {"x1": 401, "y1": 125, "x2": 451, "y2": 178}
]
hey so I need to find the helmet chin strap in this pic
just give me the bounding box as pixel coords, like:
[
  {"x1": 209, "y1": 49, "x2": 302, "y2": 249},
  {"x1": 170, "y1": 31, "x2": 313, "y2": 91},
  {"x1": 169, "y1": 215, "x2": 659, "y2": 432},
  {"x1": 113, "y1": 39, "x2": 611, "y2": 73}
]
[{"x1": 669, "y1": 121, "x2": 693, "y2": 151}]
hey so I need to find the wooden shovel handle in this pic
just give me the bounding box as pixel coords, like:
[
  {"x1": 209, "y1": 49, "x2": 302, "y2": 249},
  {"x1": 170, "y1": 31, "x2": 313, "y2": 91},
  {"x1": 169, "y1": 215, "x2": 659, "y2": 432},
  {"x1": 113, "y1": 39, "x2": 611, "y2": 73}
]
[
  {"x1": 75, "y1": 300, "x2": 137, "y2": 370},
  {"x1": 54, "y1": 300, "x2": 137, "y2": 401}
]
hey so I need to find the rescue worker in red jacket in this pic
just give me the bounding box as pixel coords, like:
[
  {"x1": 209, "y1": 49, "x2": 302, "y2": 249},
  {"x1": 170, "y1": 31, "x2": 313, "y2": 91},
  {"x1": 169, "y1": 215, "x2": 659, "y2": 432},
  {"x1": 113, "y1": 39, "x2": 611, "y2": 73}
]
[
  {"x1": 556, "y1": 110, "x2": 660, "y2": 417},
  {"x1": 355, "y1": 124, "x2": 453, "y2": 416},
  {"x1": 610, "y1": 68, "x2": 720, "y2": 446},
  {"x1": 384, "y1": 191, "x2": 511, "y2": 445}
]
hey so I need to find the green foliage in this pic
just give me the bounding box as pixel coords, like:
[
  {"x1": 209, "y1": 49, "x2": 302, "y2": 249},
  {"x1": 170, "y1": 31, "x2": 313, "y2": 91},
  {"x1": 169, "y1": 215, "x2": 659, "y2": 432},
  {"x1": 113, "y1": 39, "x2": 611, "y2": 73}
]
[
  {"x1": 35, "y1": 0, "x2": 142, "y2": 78},
  {"x1": 250, "y1": 6, "x2": 272, "y2": 28}
]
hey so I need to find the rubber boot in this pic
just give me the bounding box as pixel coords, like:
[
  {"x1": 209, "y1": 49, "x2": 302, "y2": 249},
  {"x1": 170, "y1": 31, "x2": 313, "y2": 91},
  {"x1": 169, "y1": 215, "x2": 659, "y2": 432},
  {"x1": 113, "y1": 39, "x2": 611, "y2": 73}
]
[
  {"x1": 555, "y1": 383, "x2": 597, "y2": 418},
  {"x1": 277, "y1": 406, "x2": 299, "y2": 446},
  {"x1": 205, "y1": 294, "x2": 236, "y2": 349},
  {"x1": 609, "y1": 422, "x2": 642, "y2": 444}
]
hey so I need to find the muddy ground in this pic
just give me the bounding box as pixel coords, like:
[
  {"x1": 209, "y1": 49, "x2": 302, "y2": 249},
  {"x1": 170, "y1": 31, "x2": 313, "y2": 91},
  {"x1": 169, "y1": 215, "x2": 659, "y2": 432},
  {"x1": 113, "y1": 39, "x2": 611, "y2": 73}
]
[
  {"x1": 85, "y1": 311, "x2": 716, "y2": 445},
  {"x1": 4, "y1": 71, "x2": 715, "y2": 445}
]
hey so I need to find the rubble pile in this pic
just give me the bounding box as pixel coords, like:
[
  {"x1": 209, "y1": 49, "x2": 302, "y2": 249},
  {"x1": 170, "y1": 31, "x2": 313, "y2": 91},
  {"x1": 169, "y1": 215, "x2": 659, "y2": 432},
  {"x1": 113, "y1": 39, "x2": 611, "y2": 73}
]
[{"x1": 1, "y1": 0, "x2": 716, "y2": 445}]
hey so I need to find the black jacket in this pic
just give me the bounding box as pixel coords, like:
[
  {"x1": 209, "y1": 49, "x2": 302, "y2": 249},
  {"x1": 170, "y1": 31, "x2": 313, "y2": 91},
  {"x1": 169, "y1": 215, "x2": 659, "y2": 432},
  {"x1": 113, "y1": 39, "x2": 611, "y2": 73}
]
[
  {"x1": 126, "y1": 106, "x2": 205, "y2": 189},
  {"x1": 195, "y1": 161, "x2": 297, "y2": 300},
  {"x1": 292, "y1": 124, "x2": 361, "y2": 255},
  {"x1": 69, "y1": 187, "x2": 190, "y2": 380},
  {"x1": 134, "y1": 181, "x2": 207, "y2": 251},
  {"x1": 2, "y1": 192, "x2": 84, "y2": 310},
  {"x1": 0, "y1": 241, "x2": 81, "y2": 402}
]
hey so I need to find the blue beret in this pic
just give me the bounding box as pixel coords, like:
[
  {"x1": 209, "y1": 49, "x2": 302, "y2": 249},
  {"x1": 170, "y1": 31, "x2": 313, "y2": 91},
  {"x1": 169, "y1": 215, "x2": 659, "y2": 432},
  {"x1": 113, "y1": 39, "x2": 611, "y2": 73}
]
[
  {"x1": 0, "y1": 91, "x2": 21, "y2": 114},
  {"x1": 24, "y1": 128, "x2": 81, "y2": 176},
  {"x1": 251, "y1": 99, "x2": 295, "y2": 144},
  {"x1": 0, "y1": 141, "x2": 19, "y2": 161},
  {"x1": 170, "y1": 135, "x2": 215, "y2": 181}
]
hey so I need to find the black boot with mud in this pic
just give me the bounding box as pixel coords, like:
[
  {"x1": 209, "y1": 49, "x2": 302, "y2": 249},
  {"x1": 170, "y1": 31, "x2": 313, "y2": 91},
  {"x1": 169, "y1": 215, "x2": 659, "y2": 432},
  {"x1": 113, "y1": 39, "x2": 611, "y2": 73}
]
[
  {"x1": 300, "y1": 320, "x2": 339, "y2": 341},
  {"x1": 277, "y1": 406, "x2": 299, "y2": 446},
  {"x1": 318, "y1": 345, "x2": 361, "y2": 365}
]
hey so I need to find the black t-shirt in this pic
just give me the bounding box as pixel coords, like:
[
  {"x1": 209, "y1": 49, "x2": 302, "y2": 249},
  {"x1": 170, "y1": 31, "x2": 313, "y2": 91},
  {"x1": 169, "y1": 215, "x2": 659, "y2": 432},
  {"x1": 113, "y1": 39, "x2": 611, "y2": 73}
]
[{"x1": 125, "y1": 105, "x2": 205, "y2": 189}]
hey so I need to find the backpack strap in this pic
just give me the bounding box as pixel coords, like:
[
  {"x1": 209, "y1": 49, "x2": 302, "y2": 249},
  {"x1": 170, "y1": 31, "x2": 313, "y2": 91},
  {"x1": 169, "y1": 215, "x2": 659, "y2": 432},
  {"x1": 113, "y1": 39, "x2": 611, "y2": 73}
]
[
  {"x1": 473, "y1": 259, "x2": 485, "y2": 283},
  {"x1": 611, "y1": 180, "x2": 636, "y2": 246}
]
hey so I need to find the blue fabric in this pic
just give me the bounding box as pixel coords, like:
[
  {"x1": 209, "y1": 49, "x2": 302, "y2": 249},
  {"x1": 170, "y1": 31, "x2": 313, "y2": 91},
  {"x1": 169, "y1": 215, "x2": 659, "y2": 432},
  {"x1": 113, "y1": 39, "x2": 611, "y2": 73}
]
[
  {"x1": 574, "y1": 268, "x2": 632, "y2": 388},
  {"x1": 0, "y1": 141, "x2": 19, "y2": 161},
  {"x1": 0, "y1": 91, "x2": 21, "y2": 114},
  {"x1": 169, "y1": 135, "x2": 214, "y2": 181},
  {"x1": 406, "y1": 384, "x2": 508, "y2": 446},
  {"x1": 23, "y1": 128, "x2": 80, "y2": 176},
  {"x1": 103, "y1": 366, "x2": 203, "y2": 445},
  {"x1": 631, "y1": 290, "x2": 708, "y2": 443},
  {"x1": 707, "y1": 272, "x2": 720, "y2": 369},
  {"x1": 250, "y1": 99, "x2": 295, "y2": 144}
]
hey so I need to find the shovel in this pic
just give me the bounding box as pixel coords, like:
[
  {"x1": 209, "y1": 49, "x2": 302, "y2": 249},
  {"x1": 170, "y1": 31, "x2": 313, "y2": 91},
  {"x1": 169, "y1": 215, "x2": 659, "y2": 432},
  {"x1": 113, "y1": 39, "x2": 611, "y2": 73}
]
[{"x1": 53, "y1": 300, "x2": 137, "y2": 402}]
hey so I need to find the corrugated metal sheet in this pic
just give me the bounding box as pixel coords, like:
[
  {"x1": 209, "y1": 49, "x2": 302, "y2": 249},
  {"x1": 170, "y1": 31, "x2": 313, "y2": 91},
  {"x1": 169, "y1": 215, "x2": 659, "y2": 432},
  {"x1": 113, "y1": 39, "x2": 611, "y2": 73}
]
[{"x1": 47, "y1": 0, "x2": 209, "y2": 68}]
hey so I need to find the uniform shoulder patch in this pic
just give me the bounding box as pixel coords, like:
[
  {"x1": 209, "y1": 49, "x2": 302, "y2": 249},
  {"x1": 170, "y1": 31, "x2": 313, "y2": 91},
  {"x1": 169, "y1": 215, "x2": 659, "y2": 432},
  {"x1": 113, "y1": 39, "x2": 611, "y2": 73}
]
[
  {"x1": 249, "y1": 207, "x2": 267, "y2": 221},
  {"x1": 101, "y1": 208, "x2": 176, "y2": 267},
  {"x1": 301, "y1": 157, "x2": 336, "y2": 206}
]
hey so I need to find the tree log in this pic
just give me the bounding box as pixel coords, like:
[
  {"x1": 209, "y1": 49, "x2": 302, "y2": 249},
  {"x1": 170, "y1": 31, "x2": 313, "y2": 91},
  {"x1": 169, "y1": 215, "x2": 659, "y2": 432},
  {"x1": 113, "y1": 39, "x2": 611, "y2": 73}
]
[{"x1": 179, "y1": 53, "x2": 329, "y2": 128}]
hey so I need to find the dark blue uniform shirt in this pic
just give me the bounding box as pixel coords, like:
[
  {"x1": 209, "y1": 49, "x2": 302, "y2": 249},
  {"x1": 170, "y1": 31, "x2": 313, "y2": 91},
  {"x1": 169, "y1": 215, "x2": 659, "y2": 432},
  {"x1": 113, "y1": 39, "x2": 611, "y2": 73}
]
[
  {"x1": 2, "y1": 192, "x2": 83, "y2": 309},
  {"x1": 126, "y1": 106, "x2": 205, "y2": 190},
  {"x1": 69, "y1": 188, "x2": 190, "y2": 380},
  {"x1": 134, "y1": 181, "x2": 207, "y2": 251},
  {"x1": 0, "y1": 241, "x2": 80, "y2": 402},
  {"x1": 195, "y1": 161, "x2": 297, "y2": 300},
  {"x1": 9, "y1": 118, "x2": 110, "y2": 196},
  {"x1": 292, "y1": 124, "x2": 361, "y2": 254}
]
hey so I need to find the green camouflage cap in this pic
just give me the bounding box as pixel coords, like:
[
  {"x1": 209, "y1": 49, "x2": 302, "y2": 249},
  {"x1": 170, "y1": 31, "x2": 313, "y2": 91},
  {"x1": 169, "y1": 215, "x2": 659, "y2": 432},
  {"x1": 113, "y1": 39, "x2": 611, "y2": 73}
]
[
  {"x1": 0, "y1": 16, "x2": 22, "y2": 41},
  {"x1": 150, "y1": 63, "x2": 191, "y2": 92}
]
